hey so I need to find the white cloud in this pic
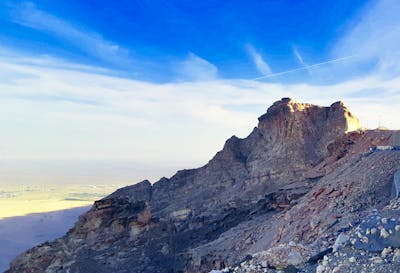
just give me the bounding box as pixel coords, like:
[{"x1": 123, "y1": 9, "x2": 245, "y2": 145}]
[
  {"x1": 1, "y1": 49, "x2": 400, "y2": 168},
  {"x1": 9, "y1": 2, "x2": 130, "y2": 67},
  {"x1": 176, "y1": 53, "x2": 218, "y2": 81},
  {"x1": 248, "y1": 1, "x2": 400, "y2": 82},
  {"x1": 333, "y1": 0, "x2": 400, "y2": 76},
  {"x1": 292, "y1": 46, "x2": 312, "y2": 76},
  {"x1": 293, "y1": 47, "x2": 305, "y2": 65},
  {"x1": 246, "y1": 44, "x2": 272, "y2": 76},
  {"x1": 2, "y1": 45, "x2": 400, "y2": 188}
]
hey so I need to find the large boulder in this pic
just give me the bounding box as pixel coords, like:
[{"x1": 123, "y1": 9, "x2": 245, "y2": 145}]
[{"x1": 252, "y1": 242, "x2": 312, "y2": 269}]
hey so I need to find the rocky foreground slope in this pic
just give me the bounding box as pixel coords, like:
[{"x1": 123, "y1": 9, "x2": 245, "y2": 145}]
[{"x1": 6, "y1": 98, "x2": 400, "y2": 273}]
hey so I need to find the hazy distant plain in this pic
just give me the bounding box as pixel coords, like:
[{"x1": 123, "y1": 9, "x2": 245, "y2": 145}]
[
  {"x1": 0, "y1": 159, "x2": 191, "y2": 218},
  {"x1": 0, "y1": 183, "x2": 121, "y2": 219}
]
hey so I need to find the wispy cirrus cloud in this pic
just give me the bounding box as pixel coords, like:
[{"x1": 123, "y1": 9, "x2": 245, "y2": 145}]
[
  {"x1": 333, "y1": 0, "x2": 400, "y2": 77},
  {"x1": 9, "y1": 2, "x2": 131, "y2": 67},
  {"x1": 245, "y1": 44, "x2": 272, "y2": 76},
  {"x1": 1, "y1": 48, "x2": 400, "y2": 166},
  {"x1": 176, "y1": 53, "x2": 218, "y2": 81},
  {"x1": 0, "y1": 41, "x2": 399, "y2": 189},
  {"x1": 292, "y1": 46, "x2": 312, "y2": 76}
]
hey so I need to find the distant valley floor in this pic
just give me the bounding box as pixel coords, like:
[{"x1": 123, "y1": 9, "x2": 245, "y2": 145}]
[
  {"x1": 0, "y1": 184, "x2": 121, "y2": 272},
  {"x1": 0, "y1": 184, "x2": 121, "y2": 218}
]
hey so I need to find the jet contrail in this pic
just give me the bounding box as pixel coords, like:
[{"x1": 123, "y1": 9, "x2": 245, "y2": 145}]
[{"x1": 252, "y1": 55, "x2": 357, "y2": 80}]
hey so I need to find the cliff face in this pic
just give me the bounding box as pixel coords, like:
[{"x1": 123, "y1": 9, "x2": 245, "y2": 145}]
[
  {"x1": 257, "y1": 99, "x2": 360, "y2": 166},
  {"x1": 7, "y1": 98, "x2": 400, "y2": 273}
]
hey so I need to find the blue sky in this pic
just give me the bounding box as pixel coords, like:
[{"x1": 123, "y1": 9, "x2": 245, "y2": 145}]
[
  {"x1": 1, "y1": 0, "x2": 368, "y2": 81},
  {"x1": 1, "y1": 0, "x2": 400, "y2": 184}
]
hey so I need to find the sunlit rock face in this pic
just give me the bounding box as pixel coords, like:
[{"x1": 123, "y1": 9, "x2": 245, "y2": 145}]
[
  {"x1": 257, "y1": 98, "x2": 361, "y2": 167},
  {"x1": 6, "y1": 99, "x2": 400, "y2": 273}
]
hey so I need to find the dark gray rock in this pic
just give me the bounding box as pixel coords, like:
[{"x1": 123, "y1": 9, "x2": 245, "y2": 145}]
[{"x1": 350, "y1": 210, "x2": 400, "y2": 252}]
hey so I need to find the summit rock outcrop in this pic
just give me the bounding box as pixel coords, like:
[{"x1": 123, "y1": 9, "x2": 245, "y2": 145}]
[{"x1": 6, "y1": 98, "x2": 400, "y2": 273}]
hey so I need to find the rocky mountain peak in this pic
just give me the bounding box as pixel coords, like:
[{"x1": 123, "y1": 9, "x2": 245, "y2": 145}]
[
  {"x1": 255, "y1": 98, "x2": 362, "y2": 167},
  {"x1": 258, "y1": 97, "x2": 361, "y2": 133},
  {"x1": 6, "y1": 99, "x2": 400, "y2": 273}
]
